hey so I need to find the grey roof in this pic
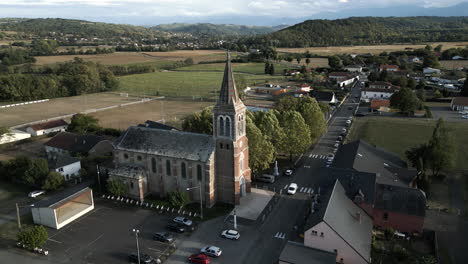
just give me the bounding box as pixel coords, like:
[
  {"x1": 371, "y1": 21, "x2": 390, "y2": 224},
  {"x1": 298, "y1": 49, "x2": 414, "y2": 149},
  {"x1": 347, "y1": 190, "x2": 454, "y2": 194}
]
[
  {"x1": 109, "y1": 165, "x2": 146, "y2": 179},
  {"x1": 45, "y1": 132, "x2": 108, "y2": 153},
  {"x1": 311, "y1": 91, "x2": 335, "y2": 102},
  {"x1": 305, "y1": 180, "x2": 372, "y2": 263},
  {"x1": 114, "y1": 126, "x2": 215, "y2": 162},
  {"x1": 48, "y1": 155, "x2": 80, "y2": 169},
  {"x1": 375, "y1": 184, "x2": 426, "y2": 217},
  {"x1": 332, "y1": 140, "x2": 417, "y2": 187},
  {"x1": 34, "y1": 182, "x2": 93, "y2": 209},
  {"x1": 314, "y1": 167, "x2": 376, "y2": 205},
  {"x1": 218, "y1": 52, "x2": 240, "y2": 105},
  {"x1": 279, "y1": 241, "x2": 336, "y2": 264},
  {"x1": 137, "y1": 120, "x2": 179, "y2": 131}
]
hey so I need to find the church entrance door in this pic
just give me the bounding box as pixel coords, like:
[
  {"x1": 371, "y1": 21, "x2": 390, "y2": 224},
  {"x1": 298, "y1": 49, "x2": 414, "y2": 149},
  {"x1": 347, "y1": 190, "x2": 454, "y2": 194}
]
[{"x1": 240, "y1": 176, "x2": 246, "y2": 197}]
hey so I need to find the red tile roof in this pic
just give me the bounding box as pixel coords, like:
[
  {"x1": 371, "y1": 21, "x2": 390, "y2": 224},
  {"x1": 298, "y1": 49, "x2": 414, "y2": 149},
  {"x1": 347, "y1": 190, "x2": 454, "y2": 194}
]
[
  {"x1": 371, "y1": 99, "x2": 391, "y2": 109},
  {"x1": 379, "y1": 64, "x2": 399, "y2": 69},
  {"x1": 29, "y1": 119, "x2": 68, "y2": 131}
]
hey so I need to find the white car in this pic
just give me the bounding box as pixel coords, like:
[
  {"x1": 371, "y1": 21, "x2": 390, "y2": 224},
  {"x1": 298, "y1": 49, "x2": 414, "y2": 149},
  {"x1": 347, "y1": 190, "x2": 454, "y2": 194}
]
[
  {"x1": 341, "y1": 128, "x2": 347, "y2": 133},
  {"x1": 173, "y1": 216, "x2": 193, "y2": 226},
  {"x1": 327, "y1": 153, "x2": 335, "y2": 161},
  {"x1": 334, "y1": 143, "x2": 340, "y2": 148},
  {"x1": 28, "y1": 190, "x2": 46, "y2": 198},
  {"x1": 201, "y1": 246, "x2": 222, "y2": 257},
  {"x1": 287, "y1": 183, "x2": 298, "y2": 195},
  {"x1": 458, "y1": 111, "x2": 468, "y2": 114},
  {"x1": 284, "y1": 169, "x2": 293, "y2": 176},
  {"x1": 221, "y1": 229, "x2": 240, "y2": 240},
  {"x1": 346, "y1": 119, "x2": 352, "y2": 124},
  {"x1": 461, "y1": 115, "x2": 468, "y2": 119}
]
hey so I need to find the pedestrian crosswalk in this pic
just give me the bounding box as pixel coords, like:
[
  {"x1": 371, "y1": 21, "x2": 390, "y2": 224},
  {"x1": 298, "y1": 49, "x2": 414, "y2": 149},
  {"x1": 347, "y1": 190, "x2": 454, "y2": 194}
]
[
  {"x1": 274, "y1": 232, "x2": 286, "y2": 239},
  {"x1": 309, "y1": 154, "x2": 327, "y2": 159},
  {"x1": 283, "y1": 184, "x2": 314, "y2": 194}
]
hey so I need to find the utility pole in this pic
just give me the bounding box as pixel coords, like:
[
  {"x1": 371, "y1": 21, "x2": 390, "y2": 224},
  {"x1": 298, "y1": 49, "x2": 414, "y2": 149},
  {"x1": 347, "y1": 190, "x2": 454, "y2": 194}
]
[
  {"x1": 199, "y1": 181, "x2": 203, "y2": 219},
  {"x1": 16, "y1": 203, "x2": 21, "y2": 230},
  {"x1": 96, "y1": 164, "x2": 101, "y2": 192},
  {"x1": 132, "y1": 229, "x2": 140, "y2": 264}
]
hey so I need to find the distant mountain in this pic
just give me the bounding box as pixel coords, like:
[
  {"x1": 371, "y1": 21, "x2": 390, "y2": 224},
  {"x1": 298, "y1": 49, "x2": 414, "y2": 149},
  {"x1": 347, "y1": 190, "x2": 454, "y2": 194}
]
[
  {"x1": 0, "y1": 18, "x2": 157, "y2": 38},
  {"x1": 254, "y1": 16, "x2": 468, "y2": 47},
  {"x1": 151, "y1": 23, "x2": 286, "y2": 37}
]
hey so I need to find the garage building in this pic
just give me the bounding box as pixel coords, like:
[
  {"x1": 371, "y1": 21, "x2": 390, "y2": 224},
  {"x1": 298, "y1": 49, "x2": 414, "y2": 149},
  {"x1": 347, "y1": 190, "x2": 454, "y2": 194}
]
[{"x1": 32, "y1": 186, "x2": 94, "y2": 229}]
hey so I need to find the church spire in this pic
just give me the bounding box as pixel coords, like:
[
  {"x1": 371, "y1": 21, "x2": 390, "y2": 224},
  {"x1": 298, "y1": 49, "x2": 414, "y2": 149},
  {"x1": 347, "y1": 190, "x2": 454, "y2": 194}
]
[{"x1": 218, "y1": 51, "x2": 239, "y2": 105}]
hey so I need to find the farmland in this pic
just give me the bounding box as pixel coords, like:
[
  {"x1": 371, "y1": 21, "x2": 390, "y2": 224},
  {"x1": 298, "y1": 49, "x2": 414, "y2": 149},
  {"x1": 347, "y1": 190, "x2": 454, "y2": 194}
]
[
  {"x1": 347, "y1": 117, "x2": 468, "y2": 171},
  {"x1": 278, "y1": 42, "x2": 468, "y2": 55},
  {"x1": 118, "y1": 71, "x2": 284, "y2": 98},
  {"x1": 177, "y1": 62, "x2": 290, "y2": 74},
  {"x1": 440, "y1": 60, "x2": 468, "y2": 70}
]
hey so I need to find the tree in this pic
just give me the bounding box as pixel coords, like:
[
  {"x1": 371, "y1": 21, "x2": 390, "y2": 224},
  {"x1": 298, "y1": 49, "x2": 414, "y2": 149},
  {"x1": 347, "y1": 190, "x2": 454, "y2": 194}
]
[
  {"x1": 42, "y1": 171, "x2": 65, "y2": 191},
  {"x1": 416, "y1": 88, "x2": 426, "y2": 102},
  {"x1": 305, "y1": 58, "x2": 310, "y2": 67},
  {"x1": 279, "y1": 111, "x2": 311, "y2": 160},
  {"x1": 433, "y1": 89, "x2": 442, "y2": 99},
  {"x1": 184, "y1": 57, "x2": 194, "y2": 65},
  {"x1": 434, "y1": 44, "x2": 443, "y2": 53},
  {"x1": 328, "y1": 56, "x2": 342, "y2": 69},
  {"x1": 426, "y1": 118, "x2": 456, "y2": 177},
  {"x1": 17, "y1": 225, "x2": 48, "y2": 249},
  {"x1": 67, "y1": 113, "x2": 101, "y2": 134},
  {"x1": 253, "y1": 110, "x2": 285, "y2": 151},
  {"x1": 274, "y1": 96, "x2": 298, "y2": 112},
  {"x1": 106, "y1": 178, "x2": 128, "y2": 196},
  {"x1": 405, "y1": 144, "x2": 429, "y2": 178},
  {"x1": 461, "y1": 79, "x2": 468, "y2": 96},
  {"x1": 246, "y1": 117, "x2": 275, "y2": 175},
  {"x1": 269, "y1": 63, "x2": 275, "y2": 75},
  {"x1": 23, "y1": 158, "x2": 49, "y2": 187},
  {"x1": 182, "y1": 107, "x2": 213, "y2": 135},
  {"x1": 368, "y1": 71, "x2": 379, "y2": 82},
  {"x1": 407, "y1": 78, "x2": 416, "y2": 89},
  {"x1": 390, "y1": 87, "x2": 420, "y2": 115},
  {"x1": 296, "y1": 57, "x2": 301, "y2": 64},
  {"x1": 423, "y1": 53, "x2": 440, "y2": 68},
  {"x1": 264, "y1": 62, "x2": 270, "y2": 74},
  {"x1": 379, "y1": 69, "x2": 389, "y2": 81},
  {"x1": 296, "y1": 97, "x2": 327, "y2": 143},
  {"x1": 168, "y1": 190, "x2": 190, "y2": 209}
]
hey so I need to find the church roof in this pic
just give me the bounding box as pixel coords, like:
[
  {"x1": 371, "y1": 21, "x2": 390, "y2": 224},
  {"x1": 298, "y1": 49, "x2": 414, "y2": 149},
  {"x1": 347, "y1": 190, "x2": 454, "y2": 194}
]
[
  {"x1": 218, "y1": 52, "x2": 240, "y2": 105},
  {"x1": 113, "y1": 126, "x2": 215, "y2": 162}
]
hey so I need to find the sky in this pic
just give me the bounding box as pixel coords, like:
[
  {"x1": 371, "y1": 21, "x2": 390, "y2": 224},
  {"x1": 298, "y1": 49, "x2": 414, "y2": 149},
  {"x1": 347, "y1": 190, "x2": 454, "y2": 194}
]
[{"x1": 0, "y1": 0, "x2": 466, "y2": 26}]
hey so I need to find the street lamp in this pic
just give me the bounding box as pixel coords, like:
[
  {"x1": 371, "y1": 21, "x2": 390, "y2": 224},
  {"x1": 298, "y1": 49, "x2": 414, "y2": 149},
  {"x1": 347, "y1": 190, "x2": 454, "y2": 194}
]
[
  {"x1": 186, "y1": 181, "x2": 203, "y2": 219},
  {"x1": 132, "y1": 229, "x2": 140, "y2": 264},
  {"x1": 16, "y1": 203, "x2": 35, "y2": 230}
]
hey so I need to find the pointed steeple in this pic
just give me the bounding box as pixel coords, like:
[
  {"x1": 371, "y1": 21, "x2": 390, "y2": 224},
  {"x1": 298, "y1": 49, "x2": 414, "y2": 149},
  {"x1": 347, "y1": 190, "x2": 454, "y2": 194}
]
[{"x1": 218, "y1": 51, "x2": 239, "y2": 105}]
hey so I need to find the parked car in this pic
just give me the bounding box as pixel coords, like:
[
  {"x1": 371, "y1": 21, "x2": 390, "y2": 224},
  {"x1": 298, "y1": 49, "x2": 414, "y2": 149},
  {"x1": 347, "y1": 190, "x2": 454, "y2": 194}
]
[
  {"x1": 221, "y1": 229, "x2": 240, "y2": 240},
  {"x1": 173, "y1": 216, "x2": 192, "y2": 227},
  {"x1": 355, "y1": 112, "x2": 365, "y2": 117},
  {"x1": 28, "y1": 190, "x2": 46, "y2": 198},
  {"x1": 257, "y1": 174, "x2": 275, "y2": 183},
  {"x1": 200, "y1": 246, "x2": 222, "y2": 257},
  {"x1": 458, "y1": 111, "x2": 468, "y2": 114},
  {"x1": 337, "y1": 136, "x2": 343, "y2": 141},
  {"x1": 287, "y1": 183, "x2": 298, "y2": 195},
  {"x1": 188, "y1": 253, "x2": 210, "y2": 264},
  {"x1": 284, "y1": 169, "x2": 293, "y2": 176},
  {"x1": 327, "y1": 153, "x2": 335, "y2": 161},
  {"x1": 129, "y1": 253, "x2": 154, "y2": 264},
  {"x1": 341, "y1": 128, "x2": 347, "y2": 133},
  {"x1": 346, "y1": 119, "x2": 352, "y2": 124},
  {"x1": 166, "y1": 223, "x2": 185, "y2": 233},
  {"x1": 461, "y1": 115, "x2": 468, "y2": 119},
  {"x1": 153, "y1": 232, "x2": 174, "y2": 243},
  {"x1": 334, "y1": 142, "x2": 340, "y2": 148}
]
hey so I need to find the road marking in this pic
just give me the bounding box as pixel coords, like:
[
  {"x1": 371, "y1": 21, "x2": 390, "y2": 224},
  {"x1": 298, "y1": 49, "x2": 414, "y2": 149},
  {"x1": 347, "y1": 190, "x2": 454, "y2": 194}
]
[
  {"x1": 308, "y1": 154, "x2": 312, "y2": 158},
  {"x1": 284, "y1": 184, "x2": 288, "y2": 189},
  {"x1": 274, "y1": 232, "x2": 286, "y2": 239},
  {"x1": 304, "y1": 165, "x2": 311, "y2": 168},
  {"x1": 300, "y1": 187, "x2": 304, "y2": 192},
  {"x1": 320, "y1": 155, "x2": 325, "y2": 159},
  {"x1": 47, "y1": 238, "x2": 62, "y2": 244},
  {"x1": 308, "y1": 188, "x2": 313, "y2": 194}
]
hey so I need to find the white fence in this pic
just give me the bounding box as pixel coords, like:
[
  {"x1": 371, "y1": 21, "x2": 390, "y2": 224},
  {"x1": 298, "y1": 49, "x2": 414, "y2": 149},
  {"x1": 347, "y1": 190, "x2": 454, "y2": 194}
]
[{"x1": 0, "y1": 99, "x2": 49, "y2": 109}]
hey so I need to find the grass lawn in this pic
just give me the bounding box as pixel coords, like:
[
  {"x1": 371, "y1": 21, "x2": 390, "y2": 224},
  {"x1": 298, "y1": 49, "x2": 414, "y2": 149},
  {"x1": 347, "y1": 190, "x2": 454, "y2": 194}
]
[
  {"x1": 177, "y1": 62, "x2": 290, "y2": 74},
  {"x1": 347, "y1": 117, "x2": 468, "y2": 171},
  {"x1": 118, "y1": 71, "x2": 284, "y2": 98}
]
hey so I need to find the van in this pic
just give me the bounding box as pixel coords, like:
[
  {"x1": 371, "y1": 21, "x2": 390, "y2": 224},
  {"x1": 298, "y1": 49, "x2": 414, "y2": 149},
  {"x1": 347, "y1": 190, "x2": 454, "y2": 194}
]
[{"x1": 258, "y1": 174, "x2": 275, "y2": 183}]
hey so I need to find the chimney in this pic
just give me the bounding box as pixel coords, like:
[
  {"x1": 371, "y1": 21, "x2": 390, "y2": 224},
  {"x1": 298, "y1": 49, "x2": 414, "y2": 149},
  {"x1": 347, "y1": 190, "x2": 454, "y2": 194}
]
[{"x1": 356, "y1": 212, "x2": 361, "y2": 223}]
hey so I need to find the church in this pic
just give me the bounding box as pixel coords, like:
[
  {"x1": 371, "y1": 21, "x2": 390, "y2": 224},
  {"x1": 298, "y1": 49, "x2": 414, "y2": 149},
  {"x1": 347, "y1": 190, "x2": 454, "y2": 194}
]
[{"x1": 110, "y1": 54, "x2": 252, "y2": 207}]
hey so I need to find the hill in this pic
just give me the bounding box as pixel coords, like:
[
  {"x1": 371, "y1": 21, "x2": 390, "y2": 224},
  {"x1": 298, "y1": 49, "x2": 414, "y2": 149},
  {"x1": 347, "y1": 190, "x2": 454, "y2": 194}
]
[
  {"x1": 152, "y1": 23, "x2": 285, "y2": 37},
  {"x1": 254, "y1": 16, "x2": 468, "y2": 47},
  {"x1": 0, "y1": 18, "x2": 158, "y2": 39}
]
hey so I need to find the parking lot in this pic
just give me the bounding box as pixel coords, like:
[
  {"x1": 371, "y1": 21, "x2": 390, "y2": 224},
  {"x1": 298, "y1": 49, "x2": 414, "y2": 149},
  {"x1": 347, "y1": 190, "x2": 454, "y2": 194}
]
[
  {"x1": 428, "y1": 102, "x2": 468, "y2": 122},
  {"x1": 43, "y1": 199, "x2": 186, "y2": 264}
]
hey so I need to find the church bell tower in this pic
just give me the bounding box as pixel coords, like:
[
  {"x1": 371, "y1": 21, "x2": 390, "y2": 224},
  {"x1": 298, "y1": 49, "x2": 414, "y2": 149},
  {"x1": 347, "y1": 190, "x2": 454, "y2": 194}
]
[{"x1": 213, "y1": 52, "x2": 251, "y2": 205}]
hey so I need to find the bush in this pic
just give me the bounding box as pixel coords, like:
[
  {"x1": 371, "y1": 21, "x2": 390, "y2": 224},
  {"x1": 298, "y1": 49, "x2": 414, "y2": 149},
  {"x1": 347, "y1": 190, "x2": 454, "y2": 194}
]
[
  {"x1": 424, "y1": 105, "x2": 433, "y2": 118},
  {"x1": 17, "y1": 225, "x2": 48, "y2": 249},
  {"x1": 42, "y1": 171, "x2": 64, "y2": 191},
  {"x1": 384, "y1": 227, "x2": 395, "y2": 240},
  {"x1": 106, "y1": 178, "x2": 128, "y2": 196},
  {"x1": 168, "y1": 190, "x2": 190, "y2": 209},
  {"x1": 392, "y1": 244, "x2": 409, "y2": 261}
]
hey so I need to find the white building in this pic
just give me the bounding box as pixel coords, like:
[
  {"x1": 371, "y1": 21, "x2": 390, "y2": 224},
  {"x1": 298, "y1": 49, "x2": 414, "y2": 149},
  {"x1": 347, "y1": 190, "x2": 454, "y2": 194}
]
[
  {"x1": 32, "y1": 186, "x2": 94, "y2": 230},
  {"x1": 0, "y1": 129, "x2": 31, "y2": 145},
  {"x1": 26, "y1": 119, "x2": 68, "y2": 136},
  {"x1": 48, "y1": 155, "x2": 81, "y2": 181},
  {"x1": 361, "y1": 82, "x2": 400, "y2": 103},
  {"x1": 304, "y1": 180, "x2": 372, "y2": 264},
  {"x1": 344, "y1": 65, "x2": 363, "y2": 73},
  {"x1": 451, "y1": 97, "x2": 468, "y2": 111}
]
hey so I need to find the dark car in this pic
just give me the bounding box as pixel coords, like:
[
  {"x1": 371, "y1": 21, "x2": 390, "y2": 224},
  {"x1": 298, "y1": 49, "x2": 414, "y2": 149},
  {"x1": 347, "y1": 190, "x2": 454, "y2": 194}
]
[
  {"x1": 166, "y1": 223, "x2": 185, "y2": 233},
  {"x1": 337, "y1": 136, "x2": 343, "y2": 141},
  {"x1": 355, "y1": 112, "x2": 365, "y2": 117},
  {"x1": 153, "y1": 232, "x2": 174, "y2": 243},
  {"x1": 129, "y1": 253, "x2": 154, "y2": 263}
]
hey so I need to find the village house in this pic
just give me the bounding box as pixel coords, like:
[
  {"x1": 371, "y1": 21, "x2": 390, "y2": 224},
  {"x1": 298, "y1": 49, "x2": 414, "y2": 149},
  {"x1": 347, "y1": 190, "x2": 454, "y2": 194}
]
[
  {"x1": 26, "y1": 119, "x2": 68, "y2": 136},
  {"x1": 294, "y1": 83, "x2": 312, "y2": 98},
  {"x1": 45, "y1": 132, "x2": 113, "y2": 159},
  {"x1": 328, "y1": 72, "x2": 358, "y2": 88},
  {"x1": 48, "y1": 155, "x2": 81, "y2": 181},
  {"x1": 379, "y1": 64, "x2": 399, "y2": 72},
  {"x1": 344, "y1": 65, "x2": 363, "y2": 73},
  {"x1": 370, "y1": 99, "x2": 391, "y2": 113},
  {"x1": 304, "y1": 180, "x2": 373, "y2": 264},
  {"x1": 360, "y1": 82, "x2": 400, "y2": 103},
  {"x1": 406, "y1": 56, "x2": 420, "y2": 63},
  {"x1": 0, "y1": 129, "x2": 31, "y2": 145},
  {"x1": 109, "y1": 54, "x2": 251, "y2": 206},
  {"x1": 255, "y1": 86, "x2": 287, "y2": 96},
  {"x1": 451, "y1": 97, "x2": 468, "y2": 111}
]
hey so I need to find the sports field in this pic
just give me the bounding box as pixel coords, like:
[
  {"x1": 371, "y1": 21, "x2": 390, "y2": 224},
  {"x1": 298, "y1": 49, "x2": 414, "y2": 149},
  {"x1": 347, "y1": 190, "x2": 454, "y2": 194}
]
[
  {"x1": 278, "y1": 42, "x2": 468, "y2": 55},
  {"x1": 347, "y1": 117, "x2": 468, "y2": 170},
  {"x1": 176, "y1": 62, "x2": 290, "y2": 74},
  {"x1": 118, "y1": 71, "x2": 284, "y2": 98}
]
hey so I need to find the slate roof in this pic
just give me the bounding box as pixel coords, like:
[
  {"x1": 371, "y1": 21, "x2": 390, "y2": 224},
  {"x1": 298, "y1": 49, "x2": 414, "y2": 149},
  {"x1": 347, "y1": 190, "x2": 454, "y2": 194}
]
[
  {"x1": 137, "y1": 120, "x2": 179, "y2": 131},
  {"x1": 333, "y1": 140, "x2": 417, "y2": 187},
  {"x1": 29, "y1": 119, "x2": 68, "y2": 131},
  {"x1": 109, "y1": 165, "x2": 146, "y2": 180},
  {"x1": 279, "y1": 241, "x2": 336, "y2": 264},
  {"x1": 45, "y1": 132, "x2": 108, "y2": 153},
  {"x1": 314, "y1": 167, "x2": 376, "y2": 205},
  {"x1": 34, "y1": 183, "x2": 93, "y2": 209},
  {"x1": 305, "y1": 180, "x2": 372, "y2": 263},
  {"x1": 375, "y1": 184, "x2": 426, "y2": 217},
  {"x1": 452, "y1": 97, "x2": 468, "y2": 107},
  {"x1": 311, "y1": 91, "x2": 335, "y2": 102},
  {"x1": 48, "y1": 155, "x2": 80, "y2": 169},
  {"x1": 218, "y1": 52, "x2": 240, "y2": 105},
  {"x1": 114, "y1": 126, "x2": 215, "y2": 162}
]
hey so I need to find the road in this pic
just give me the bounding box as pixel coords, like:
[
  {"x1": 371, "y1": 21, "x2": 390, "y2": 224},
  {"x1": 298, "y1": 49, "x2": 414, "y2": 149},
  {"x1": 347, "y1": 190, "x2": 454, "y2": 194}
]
[{"x1": 243, "y1": 81, "x2": 362, "y2": 263}]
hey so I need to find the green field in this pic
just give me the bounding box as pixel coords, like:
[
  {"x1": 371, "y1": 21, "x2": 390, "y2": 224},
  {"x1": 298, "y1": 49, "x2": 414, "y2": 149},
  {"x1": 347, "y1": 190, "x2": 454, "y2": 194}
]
[
  {"x1": 118, "y1": 71, "x2": 285, "y2": 98},
  {"x1": 347, "y1": 117, "x2": 468, "y2": 171},
  {"x1": 177, "y1": 62, "x2": 291, "y2": 74}
]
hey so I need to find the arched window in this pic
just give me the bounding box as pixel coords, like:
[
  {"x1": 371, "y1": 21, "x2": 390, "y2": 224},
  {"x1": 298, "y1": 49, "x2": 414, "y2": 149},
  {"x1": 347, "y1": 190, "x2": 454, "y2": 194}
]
[
  {"x1": 166, "y1": 160, "x2": 171, "y2": 176},
  {"x1": 181, "y1": 162, "x2": 187, "y2": 179},
  {"x1": 151, "y1": 158, "x2": 157, "y2": 173},
  {"x1": 219, "y1": 116, "x2": 225, "y2": 136},
  {"x1": 225, "y1": 117, "x2": 231, "y2": 137},
  {"x1": 197, "y1": 164, "x2": 202, "y2": 181}
]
